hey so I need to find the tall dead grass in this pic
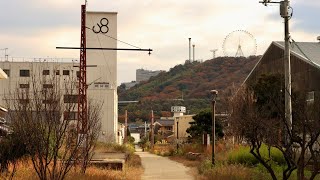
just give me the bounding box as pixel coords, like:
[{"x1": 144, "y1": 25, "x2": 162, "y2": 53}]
[{"x1": 3, "y1": 144, "x2": 143, "y2": 180}]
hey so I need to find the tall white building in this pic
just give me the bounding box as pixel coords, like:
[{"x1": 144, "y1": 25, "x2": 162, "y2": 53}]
[{"x1": 86, "y1": 11, "x2": 118, "y2": 142}]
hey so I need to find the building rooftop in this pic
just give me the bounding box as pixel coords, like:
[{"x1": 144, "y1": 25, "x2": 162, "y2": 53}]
[
  {"x1": 274, "y1": 41, "x2": 320, "y2": 69},
  {"x1": 154, "y1": 119, "x2": 174, "y2": 126}
]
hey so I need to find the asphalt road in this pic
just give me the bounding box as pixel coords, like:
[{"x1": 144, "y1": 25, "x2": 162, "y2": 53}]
[{"x1": 135, "y1": 146, "x2": 194, "y2": 180}]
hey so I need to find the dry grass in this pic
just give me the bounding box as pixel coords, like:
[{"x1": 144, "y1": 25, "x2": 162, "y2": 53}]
[
  {"x1": 169, "y1": 156, "x2": 201, "y2": 167},
  {"x1": 2, "y1": 144, "x2": 143, "y2": 180},
  {"x1": 197, "y1": 164, "x2": 262, "y2": 180}
]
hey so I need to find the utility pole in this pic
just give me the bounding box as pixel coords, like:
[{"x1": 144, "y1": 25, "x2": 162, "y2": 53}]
[
  {"x1": 124, "y1": 110, "x2": 128, "y2": 144},
  {"x1": 210, "y1": 90, "x2": 218, "y2": 165},
  {"x1": 259, "y1": 0, "x2": 292, "y2": 129},
  {"x1": 282, "y1": 0, "x2": 292, "y2": 129},
  {"x1": 150, "y1": 110, "x2": 154, "y2": 150}
]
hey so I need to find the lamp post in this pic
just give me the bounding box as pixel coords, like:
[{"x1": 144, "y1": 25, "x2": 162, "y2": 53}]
[
  {"x1": 210, "y1": 90, "x2": 218, "y2": 165},
  {"x1": 176, "y1": 118, "x2": 179, "y2": 150}
]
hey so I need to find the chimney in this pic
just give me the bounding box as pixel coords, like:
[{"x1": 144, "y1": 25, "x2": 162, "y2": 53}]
[
  {"x1": 189, "y1": 38, "x2": 191, "y2": 61},
  {"x1": 193, "y1": 44, "x2": 195, "y2": 62}
]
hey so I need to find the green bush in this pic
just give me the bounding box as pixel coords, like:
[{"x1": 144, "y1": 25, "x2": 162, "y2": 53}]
[
  {"x1": 227, "y1": 145, "x2": 286, "y2": 166},
  {"x1": 228, "y1": 146, "x2": 258, "y2": 166}
]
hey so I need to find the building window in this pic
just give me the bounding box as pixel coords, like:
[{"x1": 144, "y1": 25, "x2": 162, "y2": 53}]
[
  {"x1": 76, "y1": 71, "x2": 80, "y2": 78},
  {"x1": 64, "y1": 94, "x2": 78, "y2": 103},
  {"x1": 42, "y1": 99, "x2": 58, "y2": 104},
  {"x1": 63, "y1": 70, "x2": 70, "y2": 75},
  {"x1": 42, "y1": 70, "x2": 50, "y2": 75},
  {"x1": 64, "y1": 111, "x2": 78, "y2": 120},
  {"x1": 55, "y1": 70, "x2": 60, "y2": 75},
  {"x1": 20, "y1": 70, "x2": 30, "y2": 77},
  {"x1": 19, "y1": 99, "x2": 29, "y2": 104},
  {"x1": 43, "y1": 84, "x2": 53, "y2": 88},
  {"x1": 3, "y1": 69, "x2": 10, "y2": 77},
  {"x1": 19, "y1": 84, "x2": 30, "y2": 88},
  {"x1": 64, "y1": 111, "x2": 77, "y2": 120}
]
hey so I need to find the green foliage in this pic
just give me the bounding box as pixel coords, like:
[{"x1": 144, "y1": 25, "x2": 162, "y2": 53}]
[
  {"x1": 227, "y1": 145, "x2": 286, "y2": 167},
  {"x1": 227, "y1": 146, "x2": 258, "y2": 166},
  {"x1": 186, "y1": 110, "x2": 224, "y2": 142}
]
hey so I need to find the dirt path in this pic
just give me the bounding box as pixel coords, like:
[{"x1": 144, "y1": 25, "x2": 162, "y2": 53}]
[{"x1": 135, "y1": 147, "x2": 194, "y2": 180}]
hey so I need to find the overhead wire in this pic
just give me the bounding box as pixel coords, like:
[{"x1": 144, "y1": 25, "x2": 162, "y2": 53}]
[{"x1": 85, "y1": 26, "x2": 141, "y2": 49}]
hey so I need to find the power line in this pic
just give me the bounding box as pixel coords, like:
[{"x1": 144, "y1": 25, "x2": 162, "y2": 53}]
[{"x1": 85, "y1": 26, "x2": 142, "y2": 49}]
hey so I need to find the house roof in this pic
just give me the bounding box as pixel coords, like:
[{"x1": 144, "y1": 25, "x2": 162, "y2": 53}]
[
  {"x1": 154, "y1": 119, "x2": 174, "y2": 126},
  {"x1": 274, "y1": 41, "x2": 320, "y2": 69},
  {"x1": 243, "y1": 41, "x2": 320, "y2": 85}
]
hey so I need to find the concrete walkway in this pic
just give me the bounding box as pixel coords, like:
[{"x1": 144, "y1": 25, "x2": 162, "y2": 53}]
[{"x1": 135, "y1": 146, "x2": 194, "y2": 180}]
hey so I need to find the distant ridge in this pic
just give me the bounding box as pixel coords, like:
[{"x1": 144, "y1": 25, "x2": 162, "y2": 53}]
[{"x1": 118, "y1": 56, "x2": 260, "y2": 102}]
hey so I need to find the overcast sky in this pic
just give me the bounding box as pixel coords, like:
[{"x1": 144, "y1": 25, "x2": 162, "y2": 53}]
[{"x1": 0, "y1": 0, "x2": 319, "y2": 84}]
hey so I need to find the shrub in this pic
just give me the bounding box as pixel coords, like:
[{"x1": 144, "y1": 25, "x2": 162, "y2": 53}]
[
  {"x1": 227, "y1": 146, "x2": 258, "y2": 166},
  {"x1": 227, "y1": 145, "x2": 286, "y2": 167}
]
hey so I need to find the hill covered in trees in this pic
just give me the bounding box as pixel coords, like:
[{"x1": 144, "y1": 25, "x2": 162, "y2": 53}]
[{"x1": 118, "y1": 56, "x2": 260, "y2": 122}]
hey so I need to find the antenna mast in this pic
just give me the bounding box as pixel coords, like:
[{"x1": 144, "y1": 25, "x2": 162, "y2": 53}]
[{"x1": 210, "y1": 49, "x2": 218, "y2": 59}]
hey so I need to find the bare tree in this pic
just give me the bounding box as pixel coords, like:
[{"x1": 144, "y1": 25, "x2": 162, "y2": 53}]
[
  {"x1": 4, "y1": 70, "x2": 102, "y2": 180},
  {"x1": 80, "y1": 99, "x2": 102, "y2": 174}
]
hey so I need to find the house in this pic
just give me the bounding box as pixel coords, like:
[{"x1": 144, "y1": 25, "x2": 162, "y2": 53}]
[
  {"x1": 154, "y1": 119, "x2": 174, "y2": 135},
  {"x1": 244, "y1": 40, "x2": 320, "y2": 119},
  {"x1": 173, "y1": 114, "x2": 195, "y2": 142}
]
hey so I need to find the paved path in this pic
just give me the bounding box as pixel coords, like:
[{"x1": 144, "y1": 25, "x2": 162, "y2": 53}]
[{"x1": 135, "y1": 146, "x2": 193, "y2": 180}]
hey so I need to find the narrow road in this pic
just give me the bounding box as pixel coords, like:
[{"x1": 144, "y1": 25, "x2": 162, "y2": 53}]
[{"x1": 135, "y1": 146, "x2": 194, "y2": 180}]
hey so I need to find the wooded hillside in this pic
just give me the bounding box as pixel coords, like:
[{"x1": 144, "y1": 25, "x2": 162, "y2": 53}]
[{"x1": 118, "y1": 56, "x2": 260, "y2": 122}]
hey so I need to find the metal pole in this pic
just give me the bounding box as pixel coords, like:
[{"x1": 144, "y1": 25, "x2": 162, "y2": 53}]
[
  {"x1": 176, "y1": 120, "x2": 179, "y2": 150},
  {"x1": 283, "y1": 0, "x2": 292, "y2": 130},
  {"x1": 151, "y1": 110, "x2": 154, "y2": 150}
]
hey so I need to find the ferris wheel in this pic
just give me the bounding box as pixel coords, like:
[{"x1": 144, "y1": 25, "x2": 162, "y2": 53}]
[{"x1": 222, "y1": 30, "x2": 257, "y2": 57}]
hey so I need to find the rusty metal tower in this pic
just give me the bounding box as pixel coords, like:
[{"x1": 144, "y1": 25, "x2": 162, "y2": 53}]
[{"x1": 78, "y1": 4, "x2": 87, "y2": 134}]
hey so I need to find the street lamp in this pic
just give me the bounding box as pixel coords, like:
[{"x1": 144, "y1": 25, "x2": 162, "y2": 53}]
[
  {"x1": 176, "y1": 118, "x2": 179, "y2": 150},
  {"x1": 210, "y1": 90, "x2": 218, "y2": 165}
]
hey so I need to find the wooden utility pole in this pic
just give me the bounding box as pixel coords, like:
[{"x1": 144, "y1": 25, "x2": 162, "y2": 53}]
[
  {"x1": 150, "y1": 110, "x2": 154, "y2": 150},
  {"x1": 210, "y1": 90, "x2": 218, "y2": 165},
  {"x1": 124, "y1": 110, "x2": 128, "y2": 144}
]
